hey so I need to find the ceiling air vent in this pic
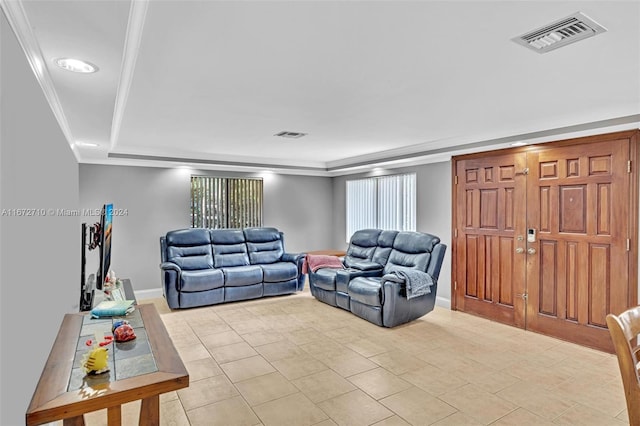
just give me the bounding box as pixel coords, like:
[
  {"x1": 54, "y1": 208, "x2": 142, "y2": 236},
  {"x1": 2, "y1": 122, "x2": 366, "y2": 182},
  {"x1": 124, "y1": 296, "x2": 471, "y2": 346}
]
[
  {"x1": 275, "y1": 131, "x2": 307, "y2": 139},
  {"x1": 512, "y1": 11, "x2": 607, "y2": 53}
]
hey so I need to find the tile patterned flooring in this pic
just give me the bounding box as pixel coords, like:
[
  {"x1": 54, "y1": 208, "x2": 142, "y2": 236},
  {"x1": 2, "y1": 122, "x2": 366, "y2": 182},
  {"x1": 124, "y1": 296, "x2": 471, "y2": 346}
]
[{"x1": 64, "y1": 288, "x2": 629, "y2": 425}]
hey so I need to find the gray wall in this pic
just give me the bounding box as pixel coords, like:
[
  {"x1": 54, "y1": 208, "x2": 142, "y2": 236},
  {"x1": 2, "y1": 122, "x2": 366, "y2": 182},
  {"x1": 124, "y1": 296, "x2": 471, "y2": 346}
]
[
  {"x1": 331, "y1": 162, "x2": 453, "y2": 305},
  {"x1": 0, "y1": 13, "x2": 80, "y2": 425},
  {"x1": 79, "y1": 165, "x2": 334, "y2": 295}
]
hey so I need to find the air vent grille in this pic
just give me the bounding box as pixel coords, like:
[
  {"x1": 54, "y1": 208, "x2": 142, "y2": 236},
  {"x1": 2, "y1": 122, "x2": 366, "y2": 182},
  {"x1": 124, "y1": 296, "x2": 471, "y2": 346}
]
[
  {"x1": 512, "y1": 12, "x2": 607, "y2": 53},
  {"x1": 275, "y1": 131, "x2": 307, "y2": 139}
]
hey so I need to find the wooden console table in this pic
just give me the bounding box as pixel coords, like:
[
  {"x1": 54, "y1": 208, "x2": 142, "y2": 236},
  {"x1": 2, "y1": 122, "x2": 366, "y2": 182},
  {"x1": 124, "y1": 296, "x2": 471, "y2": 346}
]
[{"x1": 26, "y1": 303, "x2": 188, "y2": 425}]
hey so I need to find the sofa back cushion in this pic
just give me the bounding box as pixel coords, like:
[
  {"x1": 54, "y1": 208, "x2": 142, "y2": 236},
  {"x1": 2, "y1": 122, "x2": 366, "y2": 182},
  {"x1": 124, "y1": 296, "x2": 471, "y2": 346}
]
[
  {"x1": 344, "y1": 229, "x2": 381, "y2": 268},
  {"x1": 210, "y1": 229, "x2": 250, "y2": 267},
  {"x1": 165, "y1": 229, "x2": 214, "y2": 270},
  {"x1": 244, "y1": 227, "x2": 284, "y2": 264},
  {"x1": 383, "y1": 231, "x2": 440, "y2": 274}
]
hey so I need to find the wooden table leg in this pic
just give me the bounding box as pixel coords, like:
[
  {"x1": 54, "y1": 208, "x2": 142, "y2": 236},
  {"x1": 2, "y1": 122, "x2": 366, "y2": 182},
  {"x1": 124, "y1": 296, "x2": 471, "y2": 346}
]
[
  {"x1": 63, "y1": 415, "x2": 85, "y2": 426},
  {"x1": 140, "y1": 395, "x2": 160, "y2": 425},
  {"x1": 107, "y1": 405, "x2": 121, "y2": 426}
]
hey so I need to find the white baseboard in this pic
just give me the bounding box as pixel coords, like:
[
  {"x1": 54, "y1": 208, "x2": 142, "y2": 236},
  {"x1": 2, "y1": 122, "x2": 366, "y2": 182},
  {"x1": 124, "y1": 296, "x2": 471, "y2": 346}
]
[
  {"x1": 134, "y1": 287, "x2": 450, "y2": 308},
  {"x1": 436, "y1": 296, "x2": 451, "y2": 310},
  {"x1": 135, "y1": 287, "x2": 163, "y2": 301}
]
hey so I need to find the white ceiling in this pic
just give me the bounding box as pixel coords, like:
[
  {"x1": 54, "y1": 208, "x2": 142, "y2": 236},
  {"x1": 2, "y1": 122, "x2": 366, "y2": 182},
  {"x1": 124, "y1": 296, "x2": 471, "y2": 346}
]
[{"x1": 2, "y1": 0, "x2": 639, "y2": 176}]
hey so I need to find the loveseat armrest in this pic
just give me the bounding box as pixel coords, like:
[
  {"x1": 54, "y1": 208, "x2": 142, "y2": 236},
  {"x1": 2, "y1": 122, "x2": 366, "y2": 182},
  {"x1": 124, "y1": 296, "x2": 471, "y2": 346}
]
[
  {"x1": 382, "y1": 272, "x2": 405, "y2": 284},
  {"x1": 381, "y1": 279, "x2": 437, "y2": 327},
  {"x1": 348, "y1": 260, "x2": 383, "y2": 272}
]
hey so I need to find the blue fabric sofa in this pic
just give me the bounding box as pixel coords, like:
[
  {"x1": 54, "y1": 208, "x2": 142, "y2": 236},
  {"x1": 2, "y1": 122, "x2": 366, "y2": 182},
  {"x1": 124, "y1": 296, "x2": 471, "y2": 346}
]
[
  {"x1": 160, "y1": 227, "x2": 305, "y2": 309},
  {"x1": 308, "y1": 229, "x2": 446, "y2": 327}
]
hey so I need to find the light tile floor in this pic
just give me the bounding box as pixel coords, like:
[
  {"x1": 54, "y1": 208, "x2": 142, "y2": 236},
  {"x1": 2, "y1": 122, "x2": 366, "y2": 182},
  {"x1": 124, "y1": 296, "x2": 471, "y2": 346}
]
[{"x1": 67, "y1": 288, "x2": 629, "y2": 425}]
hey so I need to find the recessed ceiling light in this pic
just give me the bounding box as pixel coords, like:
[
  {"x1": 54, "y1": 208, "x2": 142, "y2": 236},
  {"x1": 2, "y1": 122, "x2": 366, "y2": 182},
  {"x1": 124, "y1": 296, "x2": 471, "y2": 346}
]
[
  {"x1": 54, "y1": 58, "x2": 98, "y2": 73},
  {"x1": 511, "y1": 142, "x2": 527, "y2": 147}
]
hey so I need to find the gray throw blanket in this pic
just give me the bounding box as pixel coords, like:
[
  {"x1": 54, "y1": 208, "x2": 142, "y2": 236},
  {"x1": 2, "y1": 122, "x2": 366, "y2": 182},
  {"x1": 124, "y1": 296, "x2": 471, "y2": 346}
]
[{"x1": 390, "y1": 269, "x2": 435, "y2": 299}]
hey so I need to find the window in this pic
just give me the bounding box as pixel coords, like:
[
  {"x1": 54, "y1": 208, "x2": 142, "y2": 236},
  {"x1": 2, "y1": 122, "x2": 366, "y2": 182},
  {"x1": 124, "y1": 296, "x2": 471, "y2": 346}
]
[
  {"x1": 191, "y1": 176, "x2": 263, "y2": 228},
  {"x1": 346, "y1": 173, "x2": 416, "y2": 241}
]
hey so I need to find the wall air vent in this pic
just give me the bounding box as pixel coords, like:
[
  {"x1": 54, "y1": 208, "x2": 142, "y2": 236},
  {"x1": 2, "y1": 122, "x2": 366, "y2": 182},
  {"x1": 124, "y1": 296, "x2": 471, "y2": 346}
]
[
  {"x1": 512, "y1": 11, "x2": 607, "y2": 53},
  {"x1": 275, "y1": 131, "x2": 307, "y2": 139}
]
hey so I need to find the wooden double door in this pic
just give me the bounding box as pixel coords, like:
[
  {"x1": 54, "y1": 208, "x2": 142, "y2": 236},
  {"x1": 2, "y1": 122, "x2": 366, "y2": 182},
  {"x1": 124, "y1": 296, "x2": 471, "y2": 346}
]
[{"x1": 452, "y1": 131, "x2": 639, "y2": 352}]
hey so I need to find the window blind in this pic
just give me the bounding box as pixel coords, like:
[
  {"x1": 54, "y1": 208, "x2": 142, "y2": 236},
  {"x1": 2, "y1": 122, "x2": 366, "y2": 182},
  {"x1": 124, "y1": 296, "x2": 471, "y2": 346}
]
[
  {"x1": 346, "y1": 173, "x2": 416, "y2": 241},
  {"x1": 191, "y1": 176, "x2": 263, "y2": 228}
]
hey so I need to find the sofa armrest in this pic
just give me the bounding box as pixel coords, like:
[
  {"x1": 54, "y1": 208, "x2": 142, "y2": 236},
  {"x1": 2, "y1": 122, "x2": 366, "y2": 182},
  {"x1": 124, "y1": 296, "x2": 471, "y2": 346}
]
[
  {"x1": 282, "y1": 252, "x2": 305, "y2": 264},
  {"x1": 160, "y1": 262, "x2": 182, "y2": 273},
  {"x1": 283, "y1": 252, "x2": 307, "y2": 291},
  {"x1": 159, "y1": 262, "x2": 181, "y2": 309}
]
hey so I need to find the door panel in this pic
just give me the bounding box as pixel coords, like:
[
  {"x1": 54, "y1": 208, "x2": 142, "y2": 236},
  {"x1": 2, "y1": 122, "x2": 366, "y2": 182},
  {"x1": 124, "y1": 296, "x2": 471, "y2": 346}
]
[
  {"x1": 525, "y1": 139, "x2": 630, "y2": 351},
  {"x1": 454, "y1": 153, "x2": 527, "y2": 327}
]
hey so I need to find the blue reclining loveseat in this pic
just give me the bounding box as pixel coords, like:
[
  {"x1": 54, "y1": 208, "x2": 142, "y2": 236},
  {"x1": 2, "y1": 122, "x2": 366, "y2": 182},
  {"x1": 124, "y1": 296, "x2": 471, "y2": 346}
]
[
  {"x1": 160, "y1": 227, "x2": 305, "y2": 309},
  {"x1": 308, "y1": 229, "x2": 446, "y2": 327}
]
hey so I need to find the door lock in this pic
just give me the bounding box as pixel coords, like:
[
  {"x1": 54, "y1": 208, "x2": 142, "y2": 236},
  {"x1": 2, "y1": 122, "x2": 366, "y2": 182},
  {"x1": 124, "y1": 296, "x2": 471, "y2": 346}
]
[{"x1": 527, "y1": 228, "x2": 536, "y2": 243}]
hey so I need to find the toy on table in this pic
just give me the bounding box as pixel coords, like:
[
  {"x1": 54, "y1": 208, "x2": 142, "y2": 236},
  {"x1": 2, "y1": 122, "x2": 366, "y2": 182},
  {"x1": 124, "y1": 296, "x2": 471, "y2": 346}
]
[
  {"x1": 81, "y1": 332, "x2": 111, "y2": 375},
  {"x1": 112, "y1": 320, "x2": 136, "y2": 342}
]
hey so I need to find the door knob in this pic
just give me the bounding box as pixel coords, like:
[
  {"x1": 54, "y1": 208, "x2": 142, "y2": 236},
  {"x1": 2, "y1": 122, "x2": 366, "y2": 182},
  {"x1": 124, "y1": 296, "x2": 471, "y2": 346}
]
[
  {"x1": 515, "y1": 247, "x2": 525, "y2": 254},
  {"x1": 527, "y1": 248, "x2": 536, "y2": 254}
]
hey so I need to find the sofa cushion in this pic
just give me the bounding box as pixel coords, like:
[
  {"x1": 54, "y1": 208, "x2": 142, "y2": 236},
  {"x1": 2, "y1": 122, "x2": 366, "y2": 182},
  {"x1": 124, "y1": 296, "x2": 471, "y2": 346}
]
[
  {"x1": 222, "y1": 265, "x2": 263, "y2": 287},
  {"x1": 180, "y1": 269, "x2": 224, "y2": 292},
  {"x1": 244, "y1": 227, "x2": 285, "y2": 264},
  {"x1": 167, "y1": 245, "x2": 214, "y2": 270},
  {"x1": 213, "y1": 244, "x2": 250, "y2": 267},
  {"x1": 348, "y1": 277, "x2": 383, "y2": 307},
  {"x1": 166, "y1": 228, "x2": 211, "y2": 246},
  {"x1": 247, "y1": 240, "x2": 284, "y2": 264},
  {"x1": 261, "y1": 262, "x2": 298, "y2": 283},
  {"x1": 210, "y1": 229, "x2": 246, "y2": 244},
  {"x1": 210, "y1": 229, "x2": 250, "y2": 267},
  {"x1": 165, "y1": 228, "x2": 214, "y2": 270}
]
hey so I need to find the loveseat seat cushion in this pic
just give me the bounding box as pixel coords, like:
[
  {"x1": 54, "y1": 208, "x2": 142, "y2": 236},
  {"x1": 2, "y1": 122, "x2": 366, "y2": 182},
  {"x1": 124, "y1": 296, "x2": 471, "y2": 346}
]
[
  {"x1": 180, "y1": 269, "x2": 224, "y2": 292},
  {"x1": 261, "y1": 262, "x2": 298, "y2": 283},
  {"x1": 244, "y1": 227, "x2": 284, "y2": 264},
  {"x1": 348, "y1": 277, "x2": 383, "y2": 307},
  {"x1": 222, "y1": 265, "x2": 263, "y2": 287}
]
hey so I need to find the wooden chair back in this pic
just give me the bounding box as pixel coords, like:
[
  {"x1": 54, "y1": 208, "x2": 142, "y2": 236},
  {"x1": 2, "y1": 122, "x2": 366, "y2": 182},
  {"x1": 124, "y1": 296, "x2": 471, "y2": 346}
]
[{"x1": 606, "y1": 306, "x2": 640, "y2": 425}]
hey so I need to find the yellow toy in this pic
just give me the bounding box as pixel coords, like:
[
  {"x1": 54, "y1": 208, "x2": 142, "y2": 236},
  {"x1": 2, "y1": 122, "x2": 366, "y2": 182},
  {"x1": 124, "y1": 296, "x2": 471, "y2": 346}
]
[{"x1": 82, "y1": 332, "x2": 110, "y2": 375}]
